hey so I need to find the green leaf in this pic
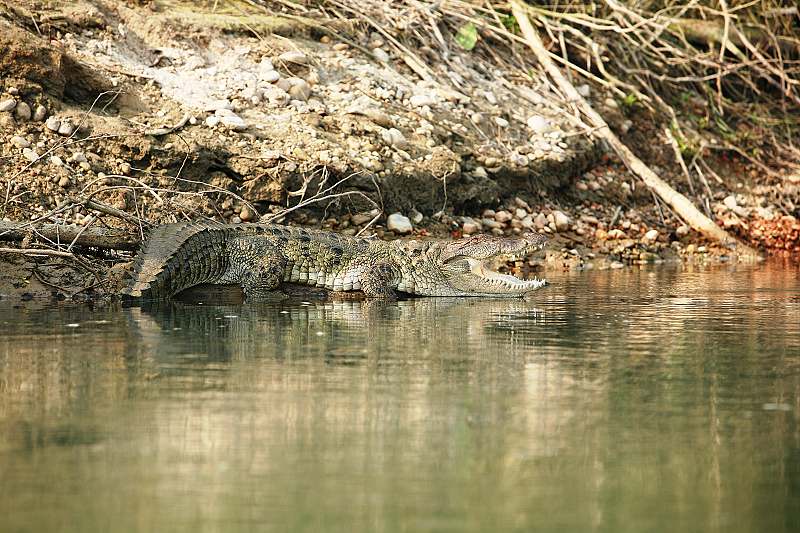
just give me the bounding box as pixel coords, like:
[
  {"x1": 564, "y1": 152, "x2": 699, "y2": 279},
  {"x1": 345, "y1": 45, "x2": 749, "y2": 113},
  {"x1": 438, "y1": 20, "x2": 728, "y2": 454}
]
[
  {"x1": 455, "y1": 22, "x2": 478, "y2": 51},
  {"x1": 500, "y1": 15, "x2": 519, "y2": 34}
]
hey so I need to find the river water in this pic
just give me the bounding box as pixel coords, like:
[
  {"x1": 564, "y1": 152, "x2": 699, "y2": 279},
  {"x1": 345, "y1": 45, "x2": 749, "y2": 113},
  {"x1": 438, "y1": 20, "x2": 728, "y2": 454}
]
[{"x1": 1, "y1": 262, "x2": 799, "y2": 532}]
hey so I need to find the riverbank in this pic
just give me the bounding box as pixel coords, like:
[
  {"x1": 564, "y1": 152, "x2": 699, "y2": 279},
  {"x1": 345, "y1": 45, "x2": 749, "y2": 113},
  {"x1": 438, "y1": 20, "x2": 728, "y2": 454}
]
[{"x1": 0, "y1": 0, "x2": 797, "y2": 299}]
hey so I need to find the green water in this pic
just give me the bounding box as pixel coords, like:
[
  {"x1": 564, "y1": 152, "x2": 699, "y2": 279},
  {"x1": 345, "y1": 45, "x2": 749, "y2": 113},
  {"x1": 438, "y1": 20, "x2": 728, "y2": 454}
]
[{"x1": 1, "y1": 263, "x2": 799, "y2": 532}]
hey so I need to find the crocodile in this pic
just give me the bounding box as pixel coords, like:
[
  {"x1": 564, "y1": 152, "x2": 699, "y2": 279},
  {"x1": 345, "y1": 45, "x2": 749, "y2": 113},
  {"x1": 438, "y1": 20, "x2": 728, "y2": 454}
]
[{"x1": 123, "y1": 222, "x2": 547, "y2": 300}]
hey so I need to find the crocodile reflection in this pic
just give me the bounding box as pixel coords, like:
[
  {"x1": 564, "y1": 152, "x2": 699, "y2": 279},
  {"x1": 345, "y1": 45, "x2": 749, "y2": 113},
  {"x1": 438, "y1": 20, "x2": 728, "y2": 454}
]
[{"x1": 126, "y1": 297, "x2": 548, "y2": 366}]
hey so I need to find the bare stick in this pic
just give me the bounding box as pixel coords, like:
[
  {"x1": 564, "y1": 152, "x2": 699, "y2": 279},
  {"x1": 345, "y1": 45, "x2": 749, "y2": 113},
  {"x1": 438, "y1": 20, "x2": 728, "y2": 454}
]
[
  {"x1": 0, "y1": 247, "x2": 75, "y2": 258},
  {"x1": 0, "y1": 222, "x2": 140, "y2": 250},
  {"x1": 510, "y1": 0, "x2": 757, "y2": 256}
]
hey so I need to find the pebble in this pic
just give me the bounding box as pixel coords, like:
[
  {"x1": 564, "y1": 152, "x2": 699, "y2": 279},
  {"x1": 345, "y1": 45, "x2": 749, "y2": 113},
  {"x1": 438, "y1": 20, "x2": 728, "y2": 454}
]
[
  {"x1": 643, "y1": 229, "x2": 659, "y2": 242},
  {"x1": 514, "y1": 208, "x2": 527, "y2": 220},
  {"x1": 553, "y1": 210, "x2": 570, "y2": 232},
  {"x1": 57, "y1": 120, "x2": 75, "y2": 136},
  {"x1": 0, "y1": 98, "x2": 16, "y2": 112},
  {"x1": 514, "y1": 197, "x2": 531, "y2": 211},
  {"x1": 494, "y1": 117, "x2": 509, "y2": 128},
  {"x1": 722, "y1": 195, "x2": 737, "y2": 210},
  {"x1": 607, "y1": 229, "x2": 625, "y2": 239},
  {"x1": 119, "y1": 162, "x2": 131, "y2": 174},
  {"x1": 494, "y1": 210, "x2": 512, "y2": 223},
  {"x1": 409, "y1": 94, "x2": 436, "y2": 107},
  {"x1": 45, "y1": 116, "x2": 61, "y2": 132},
  {"x1": 33, "y1": 105, "x2": 47, "y2": 121},
  {"x1": 472, "y1": 166, "x2": 488, "y2": 179},
  {"x1": 409, "y1": 209, "x2": 423, "y2": 224},
  {"x1": 288, "y1": 79, "x2": 311, "y2": 101},
  {"x1": 221, "y1": 115, "x2": 247, "y2": 130},
  {"x1": 387, "y1": 213, "x2": 413, "y2": 234},
  {"x1": 278, "y1": 50, "x2": 309, "y2": 65},
  {"x1": 675, "y1": 225, "x2": 690, "y2": 237},
  {"x1": 462, "y1": 217, "x2": 481, "y2": 234},
  {"x1": 533, "y1": 213, "x2": 547, "y2": 229},
  {"x1": 481, "y1": 218, "x2": 502, "y2": 230},
  {"x1": 610, "y1": 261, "x2": 625, "y2": 269},
  {"x1": 332, "y1": 43, "x2": 349, "y2": 51},
  {"x1": 577, "y1": 84, "x2": 591, "y2": 97},
  {"x1": 373, "y1": 48, "x2": 390, "y2": 62},
  {"x1": 22, "y1": 147, "x2": 39, "y2": 162},
  {"x1": 239, "y1": 205, "x2": 254, "y2": 221},
  {"x1": 260, "y1": 70, "x2": 280, "y2": 83},
  {"x1": 50, "y1": 155, "x2": 63, "y2": 166},
  {"x1": 10, "y1": 135, "x2": 30, "y2": 149},
  {"x1": 205, "y1": 116, "x2": 220, "y2": 127},
  {"x1": 58, "y1": 176, "x2": 70, "y2": 188},
  {"x1": 381, "y1": 127, "x2": 406, "y2": 148},
  {"x1": 526, "y1": 115, "x2": 549, "y2": 133},
  {"x1": 14, "y1": 102, "x2": 31, "y2": 121}
]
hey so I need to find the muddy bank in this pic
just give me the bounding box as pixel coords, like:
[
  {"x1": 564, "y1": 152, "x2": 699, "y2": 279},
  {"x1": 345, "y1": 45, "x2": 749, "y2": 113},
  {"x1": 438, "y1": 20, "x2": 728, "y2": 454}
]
[{"x1": 0, "y1": 0, "x2": 796, "y2": 299}]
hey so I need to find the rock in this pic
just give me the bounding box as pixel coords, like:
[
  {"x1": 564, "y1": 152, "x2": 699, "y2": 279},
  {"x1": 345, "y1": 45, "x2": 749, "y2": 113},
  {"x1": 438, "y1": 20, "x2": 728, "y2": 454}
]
[
  {"x1": 332, "y1": 43, "x2": 349, "y2": 51},
  {"x1": 260, "y1": 70, "x2": 280, "y2": 83},
  {"x1": 69, "y1": 152, "x2": 87, "y2": 163},
  {"x1": 643, "y1": 229, "x2": 659, "y2": 242},
  {"x1": 607, "y1": 229, "x2": 625, "y2": 239},
  {"x1": 481, "y1": 218, "x2": 502, "y2": 230},
  {"x1": 526, "y1": 115, "x2": 549, "y2": 133},
  {"x1": 610, "y1": 261, "x2": 625, "y2": 269},
  {"x1": 514, "y1": 208, "x2": 527, "y2": 220},
  {"x1": 381, "y1": 127, "x2": 407, "y2": 148},
  {"x1": 57, "y1": 120, "x2": 75, "y2": 136},
  {"x1": 409, "y1": 209, "x2": 423, "y2": 224},
  {"x1": 514, "y1": 197, "x2": 531, "y2": 211},
  {"x1": 675, "y1": 225, "x2": 690, "y2": 237},
  {"x1": 58, "y1": 176, "x2": 70, "y2": 188},
  {"x1": 462, "y1": 217, "x2": 481, "y2": 234},
  {"x1": 45, "y1": 116, "x2": 61, "y2": 132},
  {"x1": 494, "y1": 210, "x2": 513, "y2": 223},
  {"x1": 533, "y1": 213, "x2": 547, "y2": 229},
  {"x1": 472, "y1": 166, "x2": 488, "y2": 179},
  {"x1": 409, "y1": 94, "x2": 436, "y2": 107},
  {"x1": 119, "y1": 162, "x2": 131, "y2": 175},
  {"x1": 258, "y1": 58, "x2": 274, "y2": 75},
  {"x1": 722, "y1": 195, "x2": 738, "y2": 211},
  {"x1": 49, "y1": 155, "x2": 63, "y2": 166},
  {"x1": 387, "y1": 213, "x2": 412, "y2": 234},
  {"x1": 553, "y1": 211, "x2": 570, "y2": 232},
  {"x1": 22, "y1": 147, "x2": 39, "y2": 162},
  {"x1": 278, "y1": 50, "x2": 308, "y2": 64},
  {"x1": 239, "y1": 205, "x2": 254, "y2": 221},
  {"x1": 14, "y1": 102, "x2": 31, "y2": 121},
  {"x1": 577, "y1": 84, "x2": 591, "y2": 97},
  {"x1": 288, "y1": 78, "x2": 311, "y2": 101},
  {"x1": 205, "y1": 115, "x2": 220, "y2": 127},
  {"x1": 33, "y1": 105, "x2": 47, "y2": 121},
  {"x1": 220, "y1": 114, "x2": 247, "y2": 130},
  {"x1": 10, "y1": 136, "x2": 30, "y2": 149},
  {"x1": 494, "y1": 117, "x2": 509, "y2": 128},
  {"x1": 373, "y1": 47, "x2": 390, "y2": 62},
  {"x1": 0, "y1": 98, "x2": 16, "y2": 112}
]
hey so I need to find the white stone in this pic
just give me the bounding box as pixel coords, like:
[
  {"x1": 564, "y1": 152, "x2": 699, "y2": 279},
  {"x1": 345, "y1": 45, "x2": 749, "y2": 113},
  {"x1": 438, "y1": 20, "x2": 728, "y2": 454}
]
[
  {"x1": 381, "y1": 127, "x2": 406, "y2": 148},
  {"x1": 14, "y1": 102, "x2": 31, "y2": 121},
  {"x1": 643, "y1": 229, "x2": 659, "y2": 242},
  {"x1": 288, "y1": 79, "x2": 311, "y2": 101},
  {"x1": 220, "y1": 115, "x2": 247, "y2": 130},
  {"x1": 22, "y1": 147, "x2": 39, "y2": 162},
  {"x1": 373, "y1": 47, "x2": 390, "y2": 62},
  {"x1": 723, "y1": 195, "x2": 737, "y2": 210},
  {"x1": 387, "y1": 213, "x2": 413, "y2": 234},
  {"x1": 553, "y1": 210, "x2": 570, "y2": 232},
  {"x1": 45, "y1": 116, "x2": 61, "y2": 132},
  {"x1": 494, "y1": 210, "x2": 512, "y2": 223},
  {"x1": 462, "y1": 217, "x2": 481, "y2": 234},
  {"x1": 32, "y1": 104, "x2": 47, "y2": 121},
  {"x1": 409, "y1": 94, "x2": 436, "y2": 108},
  {"x1": 278, "y1": 50, "x2": 308, "y2": 64},
  {"x1": 494, "y1": 117, "x2": 509, "y2": 128},
  {"x1": 57, "y1": 120, "x2": 75, "y2": 136},
  {"x1": 10, "y1": 136, "x2": 30, "y2": 149},
  {"x1": 205, "y1": 116, "x2": 220, "y2": 127},
  {"x1": 526, "y1": 115, "x2": 549, "y2": 133},
  {"x1": 675, "y1": 225, "x2": 690, "y2": 237},
  {"x1": 577, "y1": 84, "x2": 591, "y2": 97},
  {"x1": 260, "y1": 70, "x2": 280, "y2": 83},
  {"x1": 0, "y1": 98, "x2": 16, "y2": 112}
]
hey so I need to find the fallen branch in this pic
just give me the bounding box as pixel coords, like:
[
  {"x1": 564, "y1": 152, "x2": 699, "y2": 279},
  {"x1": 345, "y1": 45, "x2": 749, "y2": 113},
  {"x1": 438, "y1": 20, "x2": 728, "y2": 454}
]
[
  {"x1": 0, "y1": 222, "x2": 141, "y2": 251},
  {"x1": 0, "y1": 247, "x2": 74, "y2": 258},
  {"x1": 510, "y1": 1, "x2": 758, "y2": 256}
]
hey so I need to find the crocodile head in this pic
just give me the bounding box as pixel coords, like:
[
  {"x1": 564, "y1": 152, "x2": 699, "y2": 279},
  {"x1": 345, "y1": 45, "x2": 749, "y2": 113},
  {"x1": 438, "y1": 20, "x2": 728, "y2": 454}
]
[{"x1": 410, "y1": 232, "x2": 548, "y2": 296}]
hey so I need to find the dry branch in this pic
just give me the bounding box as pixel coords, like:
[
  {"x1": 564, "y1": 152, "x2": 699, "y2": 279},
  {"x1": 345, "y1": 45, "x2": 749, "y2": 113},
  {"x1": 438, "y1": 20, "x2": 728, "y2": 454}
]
[
  {"x1": 0, "y1": 222, "x2": 141, "y2": 251},
  {"x1": 510, "y1": 0, "x2": 758, "y2": 256}
]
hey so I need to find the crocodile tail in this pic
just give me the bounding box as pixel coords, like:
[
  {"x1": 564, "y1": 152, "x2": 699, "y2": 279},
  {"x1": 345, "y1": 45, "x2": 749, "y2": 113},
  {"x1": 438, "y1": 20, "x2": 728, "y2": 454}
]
[{"x1": 122, "y1": 221, "x2": 230, "y2": 300}]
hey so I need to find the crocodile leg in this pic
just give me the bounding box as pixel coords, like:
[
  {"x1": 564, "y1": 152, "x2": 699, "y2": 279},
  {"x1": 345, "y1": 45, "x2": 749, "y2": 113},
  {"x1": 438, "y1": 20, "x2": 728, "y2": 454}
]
[
  {"x1": 224, "y1": 236, "x2": 288, "y2": 300},
  {"x1": 360, "y1": 263, "x2": 398, "y2": 299}
]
